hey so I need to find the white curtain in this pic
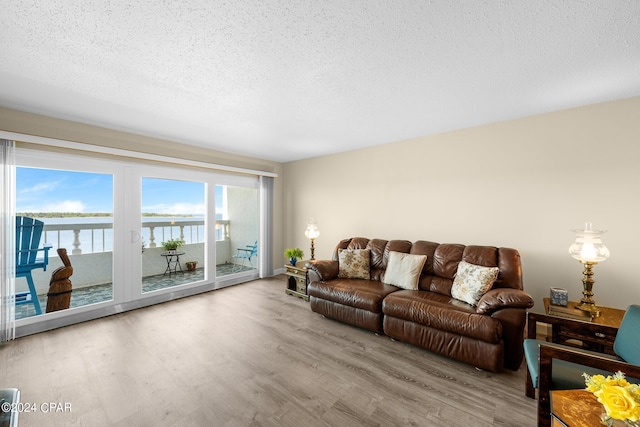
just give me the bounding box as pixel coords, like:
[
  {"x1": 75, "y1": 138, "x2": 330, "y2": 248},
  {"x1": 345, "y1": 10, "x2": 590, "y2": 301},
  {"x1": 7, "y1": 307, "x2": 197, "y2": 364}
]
[
  {"x1": 0, "y1": 139, "x2": 16, "y2": 342},
  {"x1": 259, "y1": 176, "x2": 274, "y2": 278}
]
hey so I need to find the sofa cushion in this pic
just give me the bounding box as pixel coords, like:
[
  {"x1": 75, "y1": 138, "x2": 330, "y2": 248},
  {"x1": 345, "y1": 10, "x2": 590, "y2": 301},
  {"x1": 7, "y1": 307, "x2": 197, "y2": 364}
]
[
  {"x1": 308, "y1": 279, "x2": 400, "y2": 313},
  {"x1": 382, "y1": 290, "x2": 503, "y2": 343},
  {"x1": 432, "y1": 244, "x2": 465, "y2": 280},
  {"x1": 451, "y1": 261, "x2": 499, "y2": 306},
  {"x1": 338, "y1": 249, "x2": 371, "y2": 279},
  {"x1": 383, "y1": 251, "x2": 427, "y2": 290}
]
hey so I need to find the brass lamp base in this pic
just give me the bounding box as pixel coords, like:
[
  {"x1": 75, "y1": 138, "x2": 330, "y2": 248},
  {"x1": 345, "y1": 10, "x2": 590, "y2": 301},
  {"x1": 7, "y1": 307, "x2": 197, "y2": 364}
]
[
  {"x1": 575, "y1": 301, "x2": 601, "y2": 318},
  {"x1": 575, "y1": 261, "x2": 601, "y2": 318},
  {"x1": 309, "y1": 238, "x2": 316, "y2": 260}
]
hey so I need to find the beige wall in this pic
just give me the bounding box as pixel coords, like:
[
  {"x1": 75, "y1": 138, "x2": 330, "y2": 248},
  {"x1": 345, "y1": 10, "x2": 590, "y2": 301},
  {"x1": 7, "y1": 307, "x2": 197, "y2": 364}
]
[
  {"x1": 4, "y1": 97, "x2": 640, "y2": 312},
  {"x1": 284, "y1": 96, "x2": 640, "y2": 312},
  {"x1": 0, "y1": 107, "x2": 285, "y2": 274}
]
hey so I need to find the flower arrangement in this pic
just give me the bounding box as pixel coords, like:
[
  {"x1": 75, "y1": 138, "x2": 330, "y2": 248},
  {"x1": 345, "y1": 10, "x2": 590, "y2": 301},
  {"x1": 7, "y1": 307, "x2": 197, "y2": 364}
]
[{"x1": 583, "y1": 371, "x2": 640, "y2": 426}]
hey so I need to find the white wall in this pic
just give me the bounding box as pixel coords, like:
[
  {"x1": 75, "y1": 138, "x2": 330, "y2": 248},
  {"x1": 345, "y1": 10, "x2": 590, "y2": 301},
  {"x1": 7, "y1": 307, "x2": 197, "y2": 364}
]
[{"x1": 283, "y1": 96, "x2": 640, "y2": 312}]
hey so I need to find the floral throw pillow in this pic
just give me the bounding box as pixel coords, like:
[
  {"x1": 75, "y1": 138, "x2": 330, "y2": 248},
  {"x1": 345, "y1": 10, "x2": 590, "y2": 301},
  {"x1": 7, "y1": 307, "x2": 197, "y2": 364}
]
[
  {"x1": 338, "y1": 249, "x2": 371, "y2": 280},
  {"x1": 451, "y1": 260, "x2": 499, "y2": 306}
]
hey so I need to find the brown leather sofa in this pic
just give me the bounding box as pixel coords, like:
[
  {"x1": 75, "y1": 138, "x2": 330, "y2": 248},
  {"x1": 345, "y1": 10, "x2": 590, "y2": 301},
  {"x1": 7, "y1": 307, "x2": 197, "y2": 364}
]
[{"x1": 306, "y1": 237, "x2": 535, "y2": 372}]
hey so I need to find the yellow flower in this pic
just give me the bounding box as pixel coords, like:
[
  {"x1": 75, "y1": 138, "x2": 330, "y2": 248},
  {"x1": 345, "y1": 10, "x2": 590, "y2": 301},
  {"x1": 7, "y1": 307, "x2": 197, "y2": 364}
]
[
  {"x1": 585, "y1": 374, "x2": 606, "y2": 392},
  {"x1": 595, "y1": 384, "x2": 640, "y2": 422}
]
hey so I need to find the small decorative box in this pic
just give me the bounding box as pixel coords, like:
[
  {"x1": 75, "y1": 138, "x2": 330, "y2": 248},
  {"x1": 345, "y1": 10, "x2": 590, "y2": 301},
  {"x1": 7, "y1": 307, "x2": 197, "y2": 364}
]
[{"x1": 550, "y1": 287, "x2": 569, "y2": 306}]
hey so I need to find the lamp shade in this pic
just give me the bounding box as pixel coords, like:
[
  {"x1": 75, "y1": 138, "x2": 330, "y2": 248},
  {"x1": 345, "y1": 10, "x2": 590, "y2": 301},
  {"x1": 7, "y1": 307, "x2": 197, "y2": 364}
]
[
  {"x1": 304, "y1": 218, "x2": 320, "y2": 239},
  {"x1": 568, "y1": 222, "x2": 610, "y2": 263}
]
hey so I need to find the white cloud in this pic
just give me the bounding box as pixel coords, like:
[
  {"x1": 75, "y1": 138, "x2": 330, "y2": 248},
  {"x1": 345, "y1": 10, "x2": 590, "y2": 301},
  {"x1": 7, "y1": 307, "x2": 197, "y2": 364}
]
[
  {"x1": 42, "y1": 200, "x2": 86, "y2": 212},
  {"x1": 19, "y1": 181, "x2": 61, "y2": 194},
  {"x1": 142, "y1": 203, "x2": 205, "y2": 215}
]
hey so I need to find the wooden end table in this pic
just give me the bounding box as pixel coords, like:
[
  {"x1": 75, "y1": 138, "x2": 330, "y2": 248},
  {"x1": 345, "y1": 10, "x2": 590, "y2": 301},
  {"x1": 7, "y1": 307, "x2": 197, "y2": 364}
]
[
  {"x1": 525, "y1": 300, "x2": 625, "y2": 399},
  {"x1": 551, "y1": 389, "x2": 603, "y2": 427},
  {"x1": 540, "y1": 298, "x2": 625, "y2": 355},
  {"x1": 285, "y1": 260, "x2": 309, "y2": 301}
]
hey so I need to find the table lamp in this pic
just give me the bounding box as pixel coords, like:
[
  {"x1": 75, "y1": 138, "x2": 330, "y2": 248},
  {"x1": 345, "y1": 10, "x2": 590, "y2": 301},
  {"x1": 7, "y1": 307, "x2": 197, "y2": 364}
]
[
  {"x1": 568, "y1": 222, "x2": 610, "y2": 317},
  {"x1": 304, "y1": 218, "x2": 320, "y2": 260}
]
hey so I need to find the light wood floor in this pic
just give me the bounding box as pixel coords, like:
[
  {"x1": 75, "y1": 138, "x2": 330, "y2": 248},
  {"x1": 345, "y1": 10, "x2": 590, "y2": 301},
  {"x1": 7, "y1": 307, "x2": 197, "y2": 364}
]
[{"x1": 1, "y1": 275, "x2": 537, "y2": 426}]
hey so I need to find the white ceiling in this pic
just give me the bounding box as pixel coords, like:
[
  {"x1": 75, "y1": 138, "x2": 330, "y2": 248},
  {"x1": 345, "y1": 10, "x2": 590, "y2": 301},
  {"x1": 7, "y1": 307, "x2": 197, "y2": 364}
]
[{"x1": 1, "y1": 1, "x2": 639, "y2": 163}]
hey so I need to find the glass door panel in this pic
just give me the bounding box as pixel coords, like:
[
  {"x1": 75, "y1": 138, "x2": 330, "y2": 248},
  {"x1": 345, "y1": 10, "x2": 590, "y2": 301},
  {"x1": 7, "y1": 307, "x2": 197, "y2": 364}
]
[
  {"x1": 15, "y1": 167, "x2": 114, "y2": 318},
  {"x1": 141, "y1": 177, "x2": 205, "y2": 293},
  {"x1": 216, "y1": 184, "x2": 259, "y2": 277}
]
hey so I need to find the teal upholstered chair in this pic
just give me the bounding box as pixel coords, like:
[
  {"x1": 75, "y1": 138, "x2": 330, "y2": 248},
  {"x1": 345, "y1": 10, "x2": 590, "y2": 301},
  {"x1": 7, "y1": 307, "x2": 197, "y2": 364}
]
[
  {"x1": 524, "y1": 305, "x2": 640, "y2": 426},
  {"x1": 15, "y1": 216, "x2": 52, "y2": 315}
]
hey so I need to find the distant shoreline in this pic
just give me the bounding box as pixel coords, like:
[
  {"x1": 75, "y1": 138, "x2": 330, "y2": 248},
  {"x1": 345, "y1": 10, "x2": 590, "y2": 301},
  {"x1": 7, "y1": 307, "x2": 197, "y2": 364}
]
[{"x1": 17, "y1": 212, "x2": 195, "y2": 218}]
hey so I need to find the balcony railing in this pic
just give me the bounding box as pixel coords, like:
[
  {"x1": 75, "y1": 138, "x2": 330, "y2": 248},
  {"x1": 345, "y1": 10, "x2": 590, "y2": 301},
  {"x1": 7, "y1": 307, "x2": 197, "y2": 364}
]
[
  {"x1": 42, "y1": 219, "x2": 229, "y2": 255},
  {"x1": 13, "y1": 217, "x2": 259, "y2": 316}
]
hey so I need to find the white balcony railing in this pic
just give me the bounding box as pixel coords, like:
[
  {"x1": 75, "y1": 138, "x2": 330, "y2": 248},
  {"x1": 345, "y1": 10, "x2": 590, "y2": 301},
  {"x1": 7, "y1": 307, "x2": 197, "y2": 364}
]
[{"x1": 42, "y1": 219, "x2": 229, "y2": 255}]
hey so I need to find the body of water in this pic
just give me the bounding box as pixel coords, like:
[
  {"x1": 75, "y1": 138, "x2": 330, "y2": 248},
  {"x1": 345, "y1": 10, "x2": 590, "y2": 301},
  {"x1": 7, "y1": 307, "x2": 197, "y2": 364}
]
[{"x1": 37, "y1": 216, "x2": 207, "y2": 255}]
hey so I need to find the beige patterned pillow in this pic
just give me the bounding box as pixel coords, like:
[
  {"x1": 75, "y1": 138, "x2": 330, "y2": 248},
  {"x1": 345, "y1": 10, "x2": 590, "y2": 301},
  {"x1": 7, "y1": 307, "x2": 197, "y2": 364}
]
[
  {"x1": 338, "y1": 249, "x2": 371, "y2": 279},
  {"x1": 451, "y1": 260, "x2": 499, "y2": 306},
  {"x1": 383, "y1": 251, "x2": 427, "y2": 290}
]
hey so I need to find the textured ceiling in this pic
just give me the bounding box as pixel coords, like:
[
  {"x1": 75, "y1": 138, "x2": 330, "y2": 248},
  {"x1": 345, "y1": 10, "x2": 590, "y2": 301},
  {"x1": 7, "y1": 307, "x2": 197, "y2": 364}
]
[{"x1": 1, "y1": 1, "x2": 639, "y2": 162}]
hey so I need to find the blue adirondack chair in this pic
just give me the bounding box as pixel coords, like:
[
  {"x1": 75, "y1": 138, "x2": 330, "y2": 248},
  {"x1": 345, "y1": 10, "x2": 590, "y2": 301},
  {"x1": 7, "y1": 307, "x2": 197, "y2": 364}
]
[
  {"x1": 15, "y1": 216, "x2": 52, "y2": 315},
  {"x1": 232, "y1": 240, "x2": 258, "y2": 272}
]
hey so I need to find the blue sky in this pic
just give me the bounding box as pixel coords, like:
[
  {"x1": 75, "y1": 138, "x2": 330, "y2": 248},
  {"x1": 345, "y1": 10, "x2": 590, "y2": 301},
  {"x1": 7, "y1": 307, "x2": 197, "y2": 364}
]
[
  {"x1": 16, "y1": 168, "x2": 217, "y2": 215},
  {"x1": 142, "y1": 177, "x2": 206, "y2": 215}
]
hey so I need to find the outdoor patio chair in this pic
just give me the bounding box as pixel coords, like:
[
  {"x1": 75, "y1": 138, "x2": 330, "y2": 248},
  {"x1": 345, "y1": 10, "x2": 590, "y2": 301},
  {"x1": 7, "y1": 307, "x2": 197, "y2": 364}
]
[
  {"x1": 232, "y1": 240, "x2": 257, "y2": 272},
  {"x1": 16, "y1": 216, "x2": 52, "y2": 315}
]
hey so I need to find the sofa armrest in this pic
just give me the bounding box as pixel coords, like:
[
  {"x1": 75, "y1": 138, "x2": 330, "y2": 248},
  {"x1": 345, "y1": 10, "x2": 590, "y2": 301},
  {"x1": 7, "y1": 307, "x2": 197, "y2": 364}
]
[
  {"x1": 476, "y1": 288, "x2": 535, "y2": 315},
  {"x1": 305, "y1": 260, "x2": 339, "y2": 282}
]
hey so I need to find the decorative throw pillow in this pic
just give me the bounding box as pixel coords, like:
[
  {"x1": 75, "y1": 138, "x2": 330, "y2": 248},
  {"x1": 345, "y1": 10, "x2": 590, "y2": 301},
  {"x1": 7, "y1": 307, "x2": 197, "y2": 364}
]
[
  {"x1": 338, "y1": 249, "x2": 371, "y2": 279},
  {"x1": 451, "y1": 260, "x2": 499, "y2": 306},
  {"x1": 383, "y1": 251, "x2": 428, "y2": 290}
]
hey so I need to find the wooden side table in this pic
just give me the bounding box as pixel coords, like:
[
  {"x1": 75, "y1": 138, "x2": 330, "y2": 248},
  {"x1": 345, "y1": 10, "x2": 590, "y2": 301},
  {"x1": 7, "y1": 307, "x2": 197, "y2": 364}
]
[
  {"x1": 541, "y1": 298, "x2": 625, "y2": 355},
  {"x1": 551, "y1": 389, "x2": 603, "y2": 427},
  {"x1": 525, "y1": 303, "x2": 626, "y2": 399},
  {"x1": 285, "y1": 260, "x2": 309, "y2": 301}
]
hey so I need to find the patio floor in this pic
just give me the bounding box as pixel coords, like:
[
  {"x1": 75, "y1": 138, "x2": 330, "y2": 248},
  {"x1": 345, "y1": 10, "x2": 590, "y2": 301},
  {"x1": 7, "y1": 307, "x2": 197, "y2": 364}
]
[{"x1": 16, "y1": 263, "x2": 255, "y2": 320}]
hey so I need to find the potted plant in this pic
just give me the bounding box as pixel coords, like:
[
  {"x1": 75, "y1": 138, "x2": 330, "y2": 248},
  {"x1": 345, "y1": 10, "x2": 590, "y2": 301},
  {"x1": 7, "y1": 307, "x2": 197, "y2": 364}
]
[
  {"x1": 284, "y1": 248, "x2": 304, "y2": 266},
  {"x1": 162, "y1": 238, "x2": 185, "y2": 253},
  {"x1": 185, "y1": 261, "x2": 198, "y2": 271}
]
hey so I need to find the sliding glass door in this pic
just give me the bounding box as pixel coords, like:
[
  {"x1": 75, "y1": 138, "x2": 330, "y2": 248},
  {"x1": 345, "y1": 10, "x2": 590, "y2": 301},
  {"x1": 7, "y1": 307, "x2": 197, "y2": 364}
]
[
  {"x1": 141, "y1": 177, "x2": 206, "y2": 293},
  {"x1": 13, "y1": 147, "x2": 264, "y2": 330}
]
